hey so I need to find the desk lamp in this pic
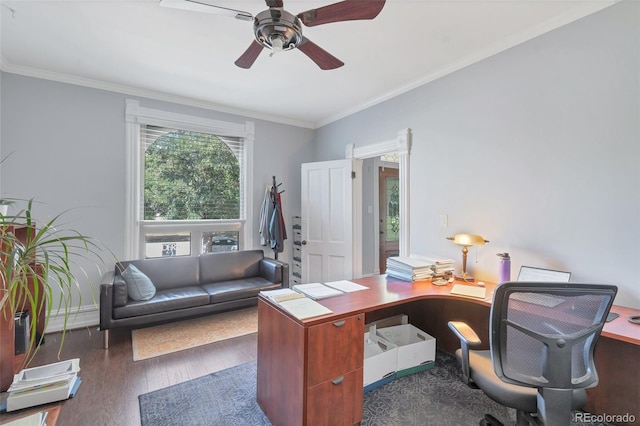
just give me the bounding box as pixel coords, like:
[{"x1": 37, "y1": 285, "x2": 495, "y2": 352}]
[{"x1": 447, "y1": 234, "x2": 489, "y2": 282}]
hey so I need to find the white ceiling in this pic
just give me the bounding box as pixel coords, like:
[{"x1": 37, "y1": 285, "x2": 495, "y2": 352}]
[{"x1": 0, "y1": 0, "x2": 615, "y2": 128}]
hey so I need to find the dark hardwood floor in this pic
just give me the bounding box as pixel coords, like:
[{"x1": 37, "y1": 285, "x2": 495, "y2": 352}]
[{"x1": 0, "y1": 326, "x2": 258, "y2": 425}]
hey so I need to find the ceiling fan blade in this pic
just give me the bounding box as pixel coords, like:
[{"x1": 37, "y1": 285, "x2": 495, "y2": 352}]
[
  {"x1": 159, "y1": 0, "x2": 253, "y2": 21},
  {"x1": 298, "y1": 0, "x2": 385, "y2": 27},
  {"x1": 235, "y1": 40, "x2": 264, "y2": 69},
  {"x1": 297, "y1": 38, "x2": 344, "y2": 70},
  {"x1": 265, "y1": 0, "x2": 284, "y2": 7}
]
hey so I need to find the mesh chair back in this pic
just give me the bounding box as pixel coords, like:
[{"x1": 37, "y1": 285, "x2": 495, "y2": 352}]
[{"x1": 490, "y1": 282, "x2": 617, "y2": 390}]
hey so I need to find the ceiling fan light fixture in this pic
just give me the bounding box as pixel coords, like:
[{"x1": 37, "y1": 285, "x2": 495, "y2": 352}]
[{"x1": 254, "y1": 9, "x2": 303, "y2": 52}]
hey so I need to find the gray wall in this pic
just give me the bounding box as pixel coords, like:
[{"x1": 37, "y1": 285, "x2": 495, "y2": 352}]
[
  {"x1": 0, "y1": 74, "x2": 314, "y2": 325},
  {"x1": 314, "y1": 1, "x2": 639, "y2": 308}
]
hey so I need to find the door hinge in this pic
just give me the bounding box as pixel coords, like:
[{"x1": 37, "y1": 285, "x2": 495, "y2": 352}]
[{"x1": 351, "y1": 171, "x2": 356, "y2": 179}]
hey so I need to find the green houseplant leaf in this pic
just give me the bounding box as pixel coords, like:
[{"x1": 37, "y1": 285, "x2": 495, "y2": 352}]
[{"x1": 0, "y1": 198, "x2": 106, "y2": 366}]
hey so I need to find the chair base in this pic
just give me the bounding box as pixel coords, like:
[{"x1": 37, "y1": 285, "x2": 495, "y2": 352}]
[
  {"x1": 479, "y1": 411, "x2": 540, "y2": 426},
  {"x1": 480, "y1": 414, "x2": 504, "y2": 426}
]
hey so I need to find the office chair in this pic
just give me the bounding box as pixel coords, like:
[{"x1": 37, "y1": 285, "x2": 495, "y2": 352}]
[{"x1": 448, "y1": 282, "x2": 617, "y2": 426}]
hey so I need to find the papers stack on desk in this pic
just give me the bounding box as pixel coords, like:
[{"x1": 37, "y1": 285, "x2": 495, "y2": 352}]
[
  {"x1": 260, "y1": 288, "x2": 333, "y2": 320},
  {"x1": 293, "y1": 283, "x2": 344, "y2": 300},
  {"x1": 385, "y1": 256, "x2": 434, "y2": 282}
]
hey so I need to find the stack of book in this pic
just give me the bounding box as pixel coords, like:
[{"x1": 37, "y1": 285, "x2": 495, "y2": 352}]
[
  {"x1": 3, "y1": 359, "x2": 82, "y2": 412},
  {"x1": 413, "y1": 255, "x2": 456, "y2": 277},
  {"x1": 385, "y1": 256, "x2": 434, "y2": 282}
]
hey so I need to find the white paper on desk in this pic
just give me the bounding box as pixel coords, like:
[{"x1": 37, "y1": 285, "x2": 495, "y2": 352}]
[
  {"x1": 324, "y1": 280, "x2": 368, "y2": 292},
  {"x1": 279, "y1": 297, "x2": 333, "y2": 320},
  {"x1": 293, "y1": 283, "x2": 344, "y2": 299},
  {"x1": 260, "y1": 288, "x2": 305, "y2": 303},
  {"x1": 450, "y1": 284, "x2": 486, "y2": 299}
]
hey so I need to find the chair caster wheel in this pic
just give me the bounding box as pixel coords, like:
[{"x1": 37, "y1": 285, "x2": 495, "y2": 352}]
[{"x1": 480, "y1": 414, "x2": 504, "y2": 426}]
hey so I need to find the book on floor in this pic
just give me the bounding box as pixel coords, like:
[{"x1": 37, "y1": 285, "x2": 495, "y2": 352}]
[{"x1": 5, "y1": 359, "x2": 81, "y2": 412}]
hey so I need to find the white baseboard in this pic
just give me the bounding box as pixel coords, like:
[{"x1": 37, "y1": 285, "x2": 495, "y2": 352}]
[{"x1": 45, "y1": 305, "x2": 100, "y2": 333}]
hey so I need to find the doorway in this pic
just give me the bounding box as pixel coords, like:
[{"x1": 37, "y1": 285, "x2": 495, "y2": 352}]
[
  {"x1": 347, "y1": 128, "x2": 411, "y2": 278},
  {"x1": 379, "y1": 166, "x2": 400, "y2": 273}
]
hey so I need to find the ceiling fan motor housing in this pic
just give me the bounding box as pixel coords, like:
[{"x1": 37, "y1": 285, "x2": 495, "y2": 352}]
[{"x1": 253, "y1": 9, "x2": 303, "y2": 51}]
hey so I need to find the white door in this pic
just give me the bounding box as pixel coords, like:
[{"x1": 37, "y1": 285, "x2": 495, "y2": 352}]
[{"x1": 301, "y1": 159, "x2": 354, "y2": 283}]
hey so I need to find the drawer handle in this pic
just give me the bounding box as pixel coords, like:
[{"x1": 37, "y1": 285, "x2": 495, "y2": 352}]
[
  {"x1": 333, "y1": 320, "x2": 346, "y2": 327},
  {"x1": 332, "y1": 376, "x2": 344, "y2": 385}
]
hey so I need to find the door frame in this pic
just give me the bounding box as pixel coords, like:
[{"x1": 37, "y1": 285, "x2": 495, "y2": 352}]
[{"x1": 346, "y1": 128, "x2": 411, "y2": 278}]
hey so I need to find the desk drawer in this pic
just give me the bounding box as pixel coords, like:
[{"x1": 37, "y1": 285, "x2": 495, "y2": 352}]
[
  {"x1": 307, "y1": 313, "x2": 364, "y2": 387},
  {"x1": 306, "y1": 368, "x2": 363, "y2": 426}
]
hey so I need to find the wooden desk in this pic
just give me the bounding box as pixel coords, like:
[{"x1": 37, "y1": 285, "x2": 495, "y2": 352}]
[{"x1": 256, "y1": 276, "x2": 640, "y2": 425}]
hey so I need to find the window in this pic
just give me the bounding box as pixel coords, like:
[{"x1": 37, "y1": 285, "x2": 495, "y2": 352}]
[{"x1": 125, "y1": 100, "x2": 254, "y2": 259}]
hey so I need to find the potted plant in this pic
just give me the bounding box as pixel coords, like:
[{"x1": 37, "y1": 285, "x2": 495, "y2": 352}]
[{"x1": 0, "y1": 198, "x2": 105, "y2": 371}]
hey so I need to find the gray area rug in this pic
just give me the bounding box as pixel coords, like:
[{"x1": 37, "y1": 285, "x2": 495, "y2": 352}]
[{"x1": 139, "y1": 351, "x2": 611, "y2": 426}]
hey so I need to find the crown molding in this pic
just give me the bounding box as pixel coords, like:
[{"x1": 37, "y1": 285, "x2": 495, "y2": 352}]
[
  {"x1": 0, "y1": 61, "x2": 316, "y2": 130},
  {"x1": 316, "y1": 1, "x2": 618, "y2": 128}
]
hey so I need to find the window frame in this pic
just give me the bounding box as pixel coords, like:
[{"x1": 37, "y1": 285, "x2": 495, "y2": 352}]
[{"x1": 125, "y1": 99, "x2": 254, "y2": 259}]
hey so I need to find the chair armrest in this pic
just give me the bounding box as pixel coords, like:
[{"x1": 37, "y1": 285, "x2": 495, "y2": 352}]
[
  {"x1": 448, "y1": 321, "x2": 482, "y2": 346},
  {"x1": 448, "y1": 321, "x2": 482, "y2": 386}
]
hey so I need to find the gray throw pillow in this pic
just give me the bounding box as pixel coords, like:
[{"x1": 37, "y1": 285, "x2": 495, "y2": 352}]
[{"x1": 122, "y1": 264, "x2": 156, "y2": 301}]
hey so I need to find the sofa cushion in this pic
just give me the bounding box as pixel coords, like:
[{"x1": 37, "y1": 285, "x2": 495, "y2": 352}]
[
  {"x1": 122, "y1": 264, "x2": 156, "y2": 301},
  {"x1": 118, "y1": 256, "x2": 200, "y2": 291},
  {"x1": 113, "y1": 286, "x2": 210, "y2": 319},
  {"x1": 199, "y1": 250, "x2": 263, "y2": 283},
  {"x1": 202, "y1": 277, "x2": 281, "y2": 303}
]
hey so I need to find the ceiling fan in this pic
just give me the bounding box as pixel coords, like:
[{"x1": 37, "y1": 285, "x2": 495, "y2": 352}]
[{"x1": 160, "y1": 0, "x2": 386, "y2": 70}]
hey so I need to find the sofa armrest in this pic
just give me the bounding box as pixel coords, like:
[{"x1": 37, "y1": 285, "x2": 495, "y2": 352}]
[
  {"x1": 112, "y1": 274, "x2": 128, "y2": 307},
  {"x1": 99, "y1": 271, "x2": 129, "y2": 329},
  {"x1": 260, "y1": 258, "x2": 289, "y2": 288},
  {"x1": 99, "y1": 281, "x2": 114, "y2": 330}
]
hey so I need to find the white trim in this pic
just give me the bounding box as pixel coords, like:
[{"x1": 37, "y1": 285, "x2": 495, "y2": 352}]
[
  {"x1": 125, "y1": 102, "x2": 248, "y2": 137},
  {"x1": 244, "y1": 121, "x2": 255, "y2": 250},
  {"x1": 125, "y1": 99, "x2": 254, "y2": 258},
  {"x1": 46, "y1": 305, "x2": 99, "y2": 333},
  {"x1": 124, "y1": 100, "x2": 139, "y2": 259},
  {"x1": 397, "y1": 129, "x2": 411, "y2": 258},
  {"x1": 352, "y1": 159, "x2": 363, "y2": 278},
  {"x1": 2, "y1": 61, "x2": 315, "y2": 129},
  {"x1": 372, "y1": 156, "x2": 382, "y2": 275},
  {"x1": 316, "y1": 2, "x2": 618, "y2": 127},
  {"x1": 347, "y1": 128, "x2": 412, "y2": 275}
]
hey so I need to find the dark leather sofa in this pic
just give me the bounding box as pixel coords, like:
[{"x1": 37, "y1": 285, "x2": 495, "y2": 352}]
[{"x1": 99, "y1": 249, "x2": 288, "y2": 348}]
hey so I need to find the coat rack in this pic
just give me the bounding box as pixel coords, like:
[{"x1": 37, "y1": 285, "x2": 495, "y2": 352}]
[{"x1": 260, "y1": 176, "x2": 286, "y2": 259}]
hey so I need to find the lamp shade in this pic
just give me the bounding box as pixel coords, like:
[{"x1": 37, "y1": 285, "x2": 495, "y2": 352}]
[{"x1": 448, "y1": 234, "x2": 488, "y2": 246}]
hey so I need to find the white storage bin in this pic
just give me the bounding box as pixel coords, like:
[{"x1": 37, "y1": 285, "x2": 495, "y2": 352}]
[
  {"x1": 363, "y1": 327, "x2": 398, "y2": 391},
  {"x1": 365, "y1": 314, "x2": 408, "y2": 333},
  {"x1": 375, "y1": 323, "x2": 436, "y2": 377}
]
